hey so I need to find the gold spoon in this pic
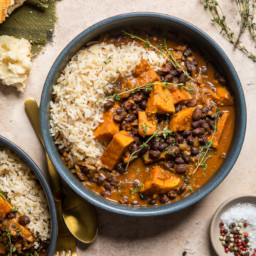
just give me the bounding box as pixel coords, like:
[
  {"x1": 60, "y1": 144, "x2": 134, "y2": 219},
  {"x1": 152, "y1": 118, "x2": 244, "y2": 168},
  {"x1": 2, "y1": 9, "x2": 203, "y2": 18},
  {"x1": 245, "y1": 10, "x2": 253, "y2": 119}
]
[{"x1": 25, "y1": 98, "x2": 98, "y2": 244}]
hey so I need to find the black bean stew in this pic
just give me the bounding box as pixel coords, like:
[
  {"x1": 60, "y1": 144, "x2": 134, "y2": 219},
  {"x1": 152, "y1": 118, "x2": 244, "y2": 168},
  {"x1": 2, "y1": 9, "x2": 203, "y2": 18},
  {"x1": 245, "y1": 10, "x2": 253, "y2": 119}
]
[{"x1": 60, "y1": 29, "x2": 235, "y2": 207}]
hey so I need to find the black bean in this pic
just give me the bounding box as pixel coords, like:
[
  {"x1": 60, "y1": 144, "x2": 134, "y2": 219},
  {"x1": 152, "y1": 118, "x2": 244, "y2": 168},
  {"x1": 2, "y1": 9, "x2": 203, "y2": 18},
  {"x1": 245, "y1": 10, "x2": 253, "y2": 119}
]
[
  {"x1": 114, "y1": 80, "x2": 122, "y2": 90},
  {"x1": 152, "y1": 140, "x2": 160, "y2": 150},
  {"x1": 191, "y1": 146, "x2": 199, "y2": 155},
  {"x1": 101, "y1": 190, "x2": 111, "y2": 197},
  {"x1": 183, "y1": 130, "x2": 191, "y2": 138},
  {"x1": 149, "y1": 150, "x2": 161, "y2": 159},
  {"x1": 202, "y1": 107, "x2": 209, "y2": 114},
  {"x1": 177, "y1": 185, "x2": 187, "y2": 194},
  {"x1": 6, "y1": 212, "x2": 16, "y2": 219},
  {"x1": 176, "y1": 135, "x2": 183, "y2": 144},
  {"x1": 109, "y1": 176, "x2": 119, "y2": 186},
  {"x1": 182, "y1": 153, "x2": 191, "y2": 163},
  {"x1": 209, "y1": 120, "x2": 216, "y2": 130},
  {"x1": 158, "y1": 142, "x2": 168, "y2": 151},
  {"x1": 175, "y1": 104, "x2": 182, "y2": 113},
  {"x1": 179, "y1": 73, "x2": 186, "y2": 83},
  {"x1": 124, "y1": 114, "x2": 135, "y2": 123},
  {"x1": 167, "y1": 190, "x2": 177, "y2": 199},
  {"x1": 149, "y1": 199, "x2": 156, "y2": 205},
  {"x1": 18, "y1": 215, "x2": 30, "y2": 226},
  {"x1": 175, "y1": 157, "x2": 184, "y2": 164},
  {"x1": 113, "y1": 114, "x2": 122, "y2": 122},
  {"x1": 133, "y1": 94, "x2": 143, "y2": 102},
  {"x1": 116, "y1": 165, "x2": 125, "y2": 174},
  {"x1": 88, "y1": 177, "x2": 97, "y2": 183},
  {"x1": 116, "y1": 107, "x2": 125, "y2": 115},
  {"x1": 165, "y1": 74, "x2": 173, "y2": 82},
  {"x1": 104, "y1": 182, "x2": 112, "y2": 191},
  {"x1": 201, "y1": 66, "x2": 207, "y2": 74},
  {"x1": 173, "y1": 77, "x2": 180, "y2": 84},
  {"x1": 166, "y1": 136, "x2": 175, "y2": 145},
  {"x1": 140, "y1": 100, "x2": 147, "y2": 109},
  {"x1": 167, "y1": 146, "x2": 180, "y2": 158},
  {"x1": 133, "y1": 179, "x2": 140, "y2": 187},
  {"x1": 192, "y1": 120, "x2": 202, "y2": 129},
  {"x1": 201, "y1": 122, "x2": 210, "y2": 133},
  {"x1": 192, "y1": 128, "x2": 205, "y2": 137},
  {"x1": 186, "y1": 135, "x2": 194, "y2": 145},
  {"x1": 131, "y1": 200, "x2": 138, "y2": 205},
  {"x1": 132, "y1": 136, "x2": 141, "y2": 145},
  {"x1": 185, "y1": 60, "x2": 192, "y2": 73},
  {"x1": 192, "y1": 107, "x2": 202, "y2": 120},
  {"x1": 161, "y1": 63, "x2": 172, "y2": 73},
  {"x1": 104, "y1": 101, "x2": 114, "y2": 110},
  {"x1": 187, "y1": 99, "x2": 197, "y2": 107},
  {"x1": 140, "y1": 145, "x2": 149, "y2": 155},
  {"x1": 184, "y1": 47, "x2": 192, "y2": 57},
  {"x1": 97, "y1": 176, "x2": 105, "y2": 186},
  {"x1": 123, "y1": 100, "x2": 133, "y2": 110},
  {"x1": 160, "y1": 161, "x2": 174, "y2": 170},
  {"x1": 175, "y1": 164, "x2": 188, "y2": 174},
  {"x1": 160, "y1": 195, "x2": 169, "y2": 204},
  {"x1": 131, "y1": 143, "x2": 139, "y2": 153},
  {"x1": 199, "y1": 135, "x2": 208, "y2": 145}
]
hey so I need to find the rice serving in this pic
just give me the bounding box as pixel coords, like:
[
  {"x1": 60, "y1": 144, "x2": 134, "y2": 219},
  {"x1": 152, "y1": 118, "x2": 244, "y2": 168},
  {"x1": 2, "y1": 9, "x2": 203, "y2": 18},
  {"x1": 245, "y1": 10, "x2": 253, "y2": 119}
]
[
  {"x1": 50, "y1": 41, "x2": 167, "y2": 164},
  {"x1": 0, "y1": 147, "x2": 51, "y2": 241}
]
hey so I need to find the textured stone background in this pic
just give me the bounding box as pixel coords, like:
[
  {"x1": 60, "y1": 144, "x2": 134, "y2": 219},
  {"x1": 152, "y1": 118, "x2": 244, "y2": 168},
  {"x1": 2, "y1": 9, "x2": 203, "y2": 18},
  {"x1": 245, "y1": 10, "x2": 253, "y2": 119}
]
[{"x1": 0, "y1": 1, "x2": 256, "y2": 255}]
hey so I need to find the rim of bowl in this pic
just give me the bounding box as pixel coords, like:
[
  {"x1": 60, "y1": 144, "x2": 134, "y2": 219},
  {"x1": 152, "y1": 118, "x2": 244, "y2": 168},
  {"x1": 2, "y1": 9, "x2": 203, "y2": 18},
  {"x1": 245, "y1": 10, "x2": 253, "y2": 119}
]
[
  {"x1": 40, "y1": 12, "x2": 247, "y2": 216},
  {"x1": 0, "y1": 135, "x2": 57, "y2": 255}
]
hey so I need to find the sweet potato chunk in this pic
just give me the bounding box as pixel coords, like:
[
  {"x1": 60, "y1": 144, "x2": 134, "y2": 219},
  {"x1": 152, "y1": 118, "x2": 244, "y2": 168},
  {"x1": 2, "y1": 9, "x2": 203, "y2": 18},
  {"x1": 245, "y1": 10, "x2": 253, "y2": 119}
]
[
  {"x1": 101, "y1": 130, "x2": 134, "y2": 170},
  {"x1": 216, "y1": 86, "x2": 234, "y2": 106},
  {"x1": 211, "y1": 112, "x2": 229, "y2": 148},
  {"x1": 169, "y1": 107, "x2": 196, "y2": 132},
  {"x1": 146, "y1": 82, "x2": 175, "y2": 114},
  {"x1": 138, "y1": 111, "x2": 157, "y2": 137},
  {"x1": 141, "y1": 166, "x2": 180, "y2": 195},
  {"x1": 171, "y1": 87, "x2": 192, "y2": 104},
  {"x1": 94, "y1": 104, "x2": 120, "y2": 142},
  {"x1": 121, "y1": 60, "x2": 160, "y2": 97},
  {"x1": 0, "y1": 196, "x2": 12, "y2": 220}
]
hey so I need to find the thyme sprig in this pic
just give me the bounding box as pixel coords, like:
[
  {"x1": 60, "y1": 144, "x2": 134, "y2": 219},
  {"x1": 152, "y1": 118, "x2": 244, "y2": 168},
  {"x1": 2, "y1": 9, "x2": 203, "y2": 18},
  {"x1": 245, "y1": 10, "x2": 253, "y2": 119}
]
[
  {"x1": 109, "y1": 81, "x2": 194, "y2": 101},
  {"x1": 191, "y1": 108, "x2": 221, "y2": 175},
  {"x1": 122, "y1": 30, "x2": 194, "y2": 81},
  {"x1": 202, "y1": 0, "x2": 256, "y2": 62}
]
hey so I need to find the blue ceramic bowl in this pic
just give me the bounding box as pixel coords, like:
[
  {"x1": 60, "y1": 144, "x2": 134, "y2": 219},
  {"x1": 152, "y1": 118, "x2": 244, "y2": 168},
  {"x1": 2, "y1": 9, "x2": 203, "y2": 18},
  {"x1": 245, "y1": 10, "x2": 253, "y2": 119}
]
[
  {"x1": 0, "y1": 136, "x2": 57, "y2": 255},
  {"x1": 40, "y1": 13, "x2": 246, "y2": 216}
]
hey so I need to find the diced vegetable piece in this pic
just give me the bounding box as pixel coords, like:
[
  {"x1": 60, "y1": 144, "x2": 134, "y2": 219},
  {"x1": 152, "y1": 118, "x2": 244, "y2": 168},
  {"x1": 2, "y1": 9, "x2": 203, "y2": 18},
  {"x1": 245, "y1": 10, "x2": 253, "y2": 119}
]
[
  {"x1": 141, "y1": 166, "x2": 181, "y2": 195},
  {"x1": 0, "y1": 196, "x2": 12, "y2": 220},
  {"x1": 211, "y1": 112, "x2": 229, "y2": 148},
  {"x1": 101, "y1": 130, "x2": 134, "y2": 170},
  {"x1": 171, "y1": 87, "x2": 192, "y2": 104},
  {"x1": 216, "y1": 86, "x2": 234, "y2": 105},
  {"x1": 121, "y1": 60, "x2": 160, "y2": 97},
  {"x1": 142, "y1": 151, "x2": 165, "y2": 164},
  {"x1": 146, "y1": 82, "x2": 175, "y2": 114},
  {"x1": 169, "y1": 107, "x2": 196, "y2": 132},
  {"x1": 138, "y1": 111, "x2": 157, "y2": 137},
  {"x1": 6, "y1": 218, "x2": 35, "y2": 244},
  {"x1": 94, "y1": 104, "x2": 120, "y2": 142}
]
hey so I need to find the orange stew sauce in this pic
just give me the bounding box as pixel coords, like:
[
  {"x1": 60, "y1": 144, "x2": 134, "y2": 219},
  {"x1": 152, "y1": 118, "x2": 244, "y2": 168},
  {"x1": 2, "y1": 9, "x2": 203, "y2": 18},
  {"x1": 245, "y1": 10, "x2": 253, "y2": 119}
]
[{"x1": 62, "y1": 29, "x2": 235, "y2": 207}]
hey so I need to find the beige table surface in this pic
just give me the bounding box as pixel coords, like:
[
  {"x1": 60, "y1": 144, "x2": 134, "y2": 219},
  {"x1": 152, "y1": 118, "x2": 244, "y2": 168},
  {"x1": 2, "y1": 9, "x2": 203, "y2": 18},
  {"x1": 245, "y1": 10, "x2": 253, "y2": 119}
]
[{"x1": 1, "y1": 0, "x2": 256, "y2": 255}]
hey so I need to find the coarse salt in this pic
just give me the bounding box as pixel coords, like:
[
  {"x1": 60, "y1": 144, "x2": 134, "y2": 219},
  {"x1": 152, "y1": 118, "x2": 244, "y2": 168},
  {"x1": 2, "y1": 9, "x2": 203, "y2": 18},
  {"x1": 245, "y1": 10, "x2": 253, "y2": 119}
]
[{"x1": 221, "y1": 203, "x2": 256, "y2": 249}]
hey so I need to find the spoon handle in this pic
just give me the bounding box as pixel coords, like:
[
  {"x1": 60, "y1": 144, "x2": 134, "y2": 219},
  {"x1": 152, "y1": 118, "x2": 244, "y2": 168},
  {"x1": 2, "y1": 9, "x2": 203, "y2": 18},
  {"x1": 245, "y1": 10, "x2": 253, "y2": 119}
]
[{"x1": 24, "y1": 99, "x2": 61, "y2": 202}]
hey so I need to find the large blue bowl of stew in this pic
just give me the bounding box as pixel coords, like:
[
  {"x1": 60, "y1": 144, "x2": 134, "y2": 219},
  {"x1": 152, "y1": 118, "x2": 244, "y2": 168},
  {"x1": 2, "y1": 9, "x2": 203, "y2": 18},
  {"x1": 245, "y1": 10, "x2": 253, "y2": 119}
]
[{"x1": 40, "y1": 13, "x2": 246, "y2": 216}]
